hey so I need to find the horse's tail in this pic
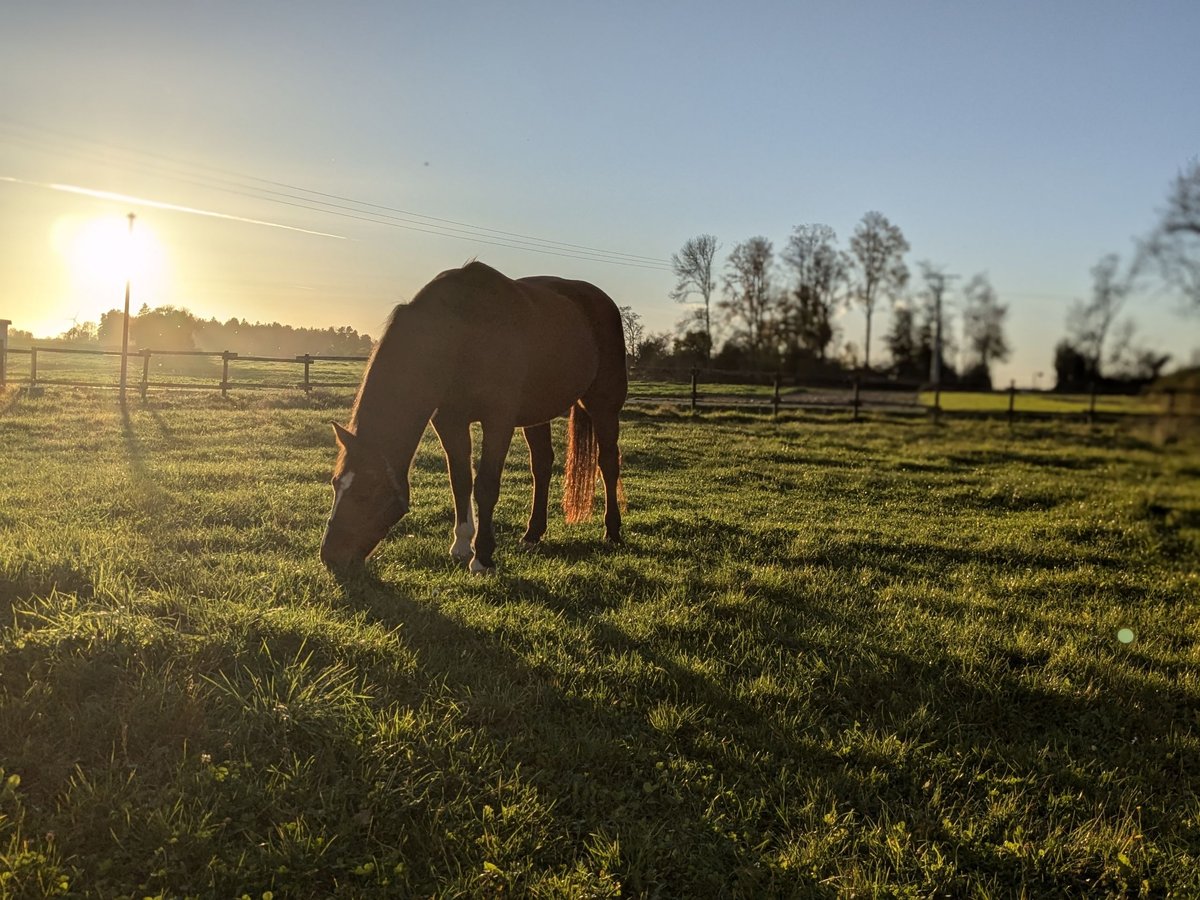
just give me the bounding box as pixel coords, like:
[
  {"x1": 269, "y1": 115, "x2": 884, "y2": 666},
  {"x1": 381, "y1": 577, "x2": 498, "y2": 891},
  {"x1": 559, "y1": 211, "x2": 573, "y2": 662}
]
[{"x1": 562, "y1": 403, "x2": 599, "y2": 524}]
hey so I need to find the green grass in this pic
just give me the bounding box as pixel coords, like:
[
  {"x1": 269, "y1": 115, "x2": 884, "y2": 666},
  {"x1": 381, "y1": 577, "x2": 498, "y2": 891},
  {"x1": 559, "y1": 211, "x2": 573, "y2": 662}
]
[
  {"x1": 1, "y1": 388, "x2": 1198, "y2": 897},
  {"x1": 920, "y1": 390, "x2": 1162, "y2": 416},
  {"x1": 628, "y1": 380, "x2": 778, "y2": 399}
]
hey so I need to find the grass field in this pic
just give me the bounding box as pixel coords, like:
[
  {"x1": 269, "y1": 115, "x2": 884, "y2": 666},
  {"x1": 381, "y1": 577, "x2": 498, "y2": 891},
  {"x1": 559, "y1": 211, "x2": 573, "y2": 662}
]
[
  {"x1": 918, "y1": 390, "x2": 1167, "y2": 417},
  {"x1": 1, "y1": 388, "x2": 1198, "y2": 897}
]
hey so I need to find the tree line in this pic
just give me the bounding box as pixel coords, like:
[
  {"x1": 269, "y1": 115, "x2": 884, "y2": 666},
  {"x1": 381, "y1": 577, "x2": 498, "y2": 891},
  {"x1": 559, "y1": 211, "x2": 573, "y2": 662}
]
[
  {"x1": 13, "y1": 305, "x2": 375, "y2": 359},
  {"x1": 634, "y1": 212, "x2": 1011, "y2": 388},
  {"x1": 635, "y1": 160, "x2": 1198, "y2": 390}
]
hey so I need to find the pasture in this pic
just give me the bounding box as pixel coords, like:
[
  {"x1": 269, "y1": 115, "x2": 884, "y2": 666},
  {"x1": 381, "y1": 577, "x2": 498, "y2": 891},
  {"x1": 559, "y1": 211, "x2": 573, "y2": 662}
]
[{"x1": 0, "y1": 389, "x2": 1198, "y2": 897}]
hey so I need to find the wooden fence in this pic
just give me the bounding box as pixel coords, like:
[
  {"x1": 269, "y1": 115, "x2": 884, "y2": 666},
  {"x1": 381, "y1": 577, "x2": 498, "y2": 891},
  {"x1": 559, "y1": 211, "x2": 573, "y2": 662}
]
[
  {"x1": 1, "y1": 345, "x2": 366, "y2": 399},
  {"x1": 1, "y1": 345, "x2": 1193, "y2": 423}
]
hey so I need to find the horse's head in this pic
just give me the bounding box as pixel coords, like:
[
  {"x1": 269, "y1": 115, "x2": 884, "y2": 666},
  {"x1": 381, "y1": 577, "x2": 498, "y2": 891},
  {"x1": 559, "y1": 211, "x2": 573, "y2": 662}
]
[{"x1": 319, "y1": 422, "x2": 409, "y2": 569}]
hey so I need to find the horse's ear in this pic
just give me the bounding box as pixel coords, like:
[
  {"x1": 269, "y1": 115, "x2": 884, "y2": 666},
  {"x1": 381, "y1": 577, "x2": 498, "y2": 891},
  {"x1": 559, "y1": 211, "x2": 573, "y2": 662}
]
[{"x1": 331, "y1": 422, "x2": 357, "y2": 450}]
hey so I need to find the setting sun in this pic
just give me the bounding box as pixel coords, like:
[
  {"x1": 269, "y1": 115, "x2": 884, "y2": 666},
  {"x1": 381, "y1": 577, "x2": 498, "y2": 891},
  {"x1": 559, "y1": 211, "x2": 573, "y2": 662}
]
[{"x1": 51, "y1": 214, "x2": 170, "y2": 322}]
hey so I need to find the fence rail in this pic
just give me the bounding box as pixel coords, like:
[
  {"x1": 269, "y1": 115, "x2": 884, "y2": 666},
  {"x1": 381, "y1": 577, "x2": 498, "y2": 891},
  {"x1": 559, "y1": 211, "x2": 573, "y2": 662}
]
[
  {"x1": 1, "y1": 345, "x2": 1195, "y2": 423},
  {"x1": 2, "y1": 345, "x2": 367, "y2": 399}
]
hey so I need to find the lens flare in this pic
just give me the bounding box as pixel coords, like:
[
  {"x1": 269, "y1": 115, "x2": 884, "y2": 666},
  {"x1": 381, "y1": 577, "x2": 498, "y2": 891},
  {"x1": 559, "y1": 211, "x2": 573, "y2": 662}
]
[{"x1": 50, "y1": 214, "x2": 170, "y2": 324}]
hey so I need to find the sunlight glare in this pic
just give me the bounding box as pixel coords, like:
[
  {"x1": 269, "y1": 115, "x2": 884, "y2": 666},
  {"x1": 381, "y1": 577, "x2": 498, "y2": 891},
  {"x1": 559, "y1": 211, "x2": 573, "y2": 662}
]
[{"x1": 51, "y1": 214, "x2": 170, "y2": 323}]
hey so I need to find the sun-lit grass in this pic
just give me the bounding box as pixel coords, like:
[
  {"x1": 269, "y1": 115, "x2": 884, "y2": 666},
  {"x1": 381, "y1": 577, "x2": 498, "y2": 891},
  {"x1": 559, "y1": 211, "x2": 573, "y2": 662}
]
[
  {"x1": 920, "y1": 389, "x2": 1162, "y2": 416},
  {"x1": 0, "y1": 388, "x2": 1197, "y2": 896}
]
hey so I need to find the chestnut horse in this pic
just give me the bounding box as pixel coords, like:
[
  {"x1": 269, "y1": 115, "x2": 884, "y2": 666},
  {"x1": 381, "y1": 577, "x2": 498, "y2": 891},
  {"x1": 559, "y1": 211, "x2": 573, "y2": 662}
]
[{"x1": 319, "y1": 261, "x2": 627, "y2": 572}]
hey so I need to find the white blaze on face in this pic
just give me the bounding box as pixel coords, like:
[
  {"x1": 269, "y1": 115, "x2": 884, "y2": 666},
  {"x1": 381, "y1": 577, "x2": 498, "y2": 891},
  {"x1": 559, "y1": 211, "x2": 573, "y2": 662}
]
[{"x1": 331, "y1": 471, "x2": 356, "y2": 517}]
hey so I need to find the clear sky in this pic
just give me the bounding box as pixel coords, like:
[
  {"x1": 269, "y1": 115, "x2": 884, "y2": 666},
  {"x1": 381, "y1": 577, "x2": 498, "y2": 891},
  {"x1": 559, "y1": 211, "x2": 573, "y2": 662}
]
[{"x1": 2, "y1": 0, "x2": 1197, "y2": 386}]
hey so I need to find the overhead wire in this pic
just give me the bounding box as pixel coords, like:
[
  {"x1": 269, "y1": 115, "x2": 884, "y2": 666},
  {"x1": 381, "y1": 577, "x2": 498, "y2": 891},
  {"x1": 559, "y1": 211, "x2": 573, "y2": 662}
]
[{"x1": 0, "y1": 119, "x2": 675, "y2": 272}]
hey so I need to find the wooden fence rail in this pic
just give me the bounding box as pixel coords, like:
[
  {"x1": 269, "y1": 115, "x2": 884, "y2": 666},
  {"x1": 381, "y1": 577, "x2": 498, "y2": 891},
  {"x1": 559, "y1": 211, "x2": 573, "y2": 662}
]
[
  {"x1": 1, "y1": 346, "x2": 1195, "y2": 423},
  {"x1": 1, "y1": 345, "x2": 369, "y2": 399}
]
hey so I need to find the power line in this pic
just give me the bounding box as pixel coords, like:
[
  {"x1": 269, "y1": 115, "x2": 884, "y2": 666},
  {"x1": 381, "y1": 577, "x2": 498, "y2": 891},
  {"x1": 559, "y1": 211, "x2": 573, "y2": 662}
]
[{"x1": 0, "y1": 119, "x2": 675, "y2": 272}]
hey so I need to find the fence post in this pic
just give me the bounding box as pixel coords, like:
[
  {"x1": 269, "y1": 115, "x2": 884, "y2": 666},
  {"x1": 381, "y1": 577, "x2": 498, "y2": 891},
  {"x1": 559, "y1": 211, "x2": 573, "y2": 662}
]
[
  {"x1": 0, "y1": 319, "x2": 9, "y2": 387},
  {"x1": 1087, "y1": 381, "x2": 1097, "y2": 424},
  {"x1": 221, "y1": 351, "x2": 237, "y2": 398},
  {"x1": 690, "y1": 366, "x2": 699, "y2": 415},
  {"x1": 772, "y1": 373, "x2": 781, "y2": 419},
  {"x1": 1007, "y1": 380, "x2": 1016, "y2": 426},
  {"x1": 30, "y1": 347, "x2": 38, "y2": 390},
  {"x1": 1166, "y1": 388, "x2": 1177, "y2": 417},
  {"x1": 853, "y1": 376, "x2": 862, "y2": 422},
  {"x1": 300, "y1": 354, "x2": 313, "y2": 393},
  {"x1": 140, "y1": 350, "x2": 151, "y2": 401},
  {"x1": 933, "y1": 382, "x2": 942, "y2": 424}
]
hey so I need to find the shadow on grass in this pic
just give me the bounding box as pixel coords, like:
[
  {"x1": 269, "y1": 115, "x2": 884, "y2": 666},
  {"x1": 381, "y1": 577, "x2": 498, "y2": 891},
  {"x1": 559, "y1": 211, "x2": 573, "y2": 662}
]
[
  {"x1": 329, "y1": 564, "x2": 842, "y2": 895},
  {"x1": 324, "y1": 531, "x2": 1197, "y2": 895},
  {"x1": 0, "y1": 387, "x2": 26, "y2": 416},
  {"x1": 120, "y1": 401, "x2": 173, "y2": 511}
]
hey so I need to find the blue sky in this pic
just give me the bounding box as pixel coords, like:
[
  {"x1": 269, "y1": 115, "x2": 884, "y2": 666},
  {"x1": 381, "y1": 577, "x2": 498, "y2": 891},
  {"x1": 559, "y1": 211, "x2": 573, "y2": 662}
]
[{"x1": 1, "y1": 0, "x2": 1197, "y2": 385}]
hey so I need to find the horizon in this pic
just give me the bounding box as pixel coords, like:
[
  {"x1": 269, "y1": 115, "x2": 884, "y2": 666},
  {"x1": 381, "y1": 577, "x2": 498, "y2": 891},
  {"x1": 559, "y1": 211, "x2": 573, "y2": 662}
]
[{"x1": 2, "y1": 2, "x2": 1198, "y2": 385}]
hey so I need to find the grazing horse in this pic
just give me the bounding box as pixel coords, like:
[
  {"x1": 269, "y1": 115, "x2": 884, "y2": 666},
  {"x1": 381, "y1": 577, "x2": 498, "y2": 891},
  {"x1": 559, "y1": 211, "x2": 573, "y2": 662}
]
[{"x1": 319, "y1": 261, "x2": 627, "y2": 572}]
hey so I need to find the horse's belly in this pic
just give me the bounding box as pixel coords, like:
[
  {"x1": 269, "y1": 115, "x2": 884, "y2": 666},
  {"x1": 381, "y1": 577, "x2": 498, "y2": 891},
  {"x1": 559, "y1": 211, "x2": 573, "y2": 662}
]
[
  {"x1": 512, "y1": 306, "x2": 599, "y2": 425},
  {"x1": 514, "y1": 356, "x2": 597, "y2": 425}
]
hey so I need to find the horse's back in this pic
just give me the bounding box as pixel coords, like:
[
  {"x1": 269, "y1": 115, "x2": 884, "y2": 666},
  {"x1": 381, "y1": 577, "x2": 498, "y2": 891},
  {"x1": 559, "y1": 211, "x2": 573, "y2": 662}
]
[
  {"x1": 414, "y1": 263, "x2": 624, "y2": 425},
  {"x1": 517, "y1": 274, "x2": 628, "y2": 408}
]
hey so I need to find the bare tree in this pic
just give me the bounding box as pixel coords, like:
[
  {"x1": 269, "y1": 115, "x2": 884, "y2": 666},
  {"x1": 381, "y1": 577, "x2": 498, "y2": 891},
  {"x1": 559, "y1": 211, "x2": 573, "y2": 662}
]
[
  {"x1": 670, "y1": 235, "x2": 720, "y2": 361},
  {"x1": 1141, "y1": 159, "x2": 1200, "y2": 310},
  {"x1": 1067, "y1": 253, "x2": 1130, "y2": 378},
  {"x1": 618, "y1": 305, "x2": 643, "y2": 366},
  {"x1": 780, "y1": 224, "x2": 845, "y2": 362},
  {"x1": 848, "y1": 211, "x2": 909, "y2": 369},
  {"x1": 719, "y1": 237, "x2": 777, "y2": 366},
  {"x1": 961, "y1": 273, "x2": 1010, "y2": 381},
  {"x1": 1107, "y1": 319, "x2": 1172, "y2": 380}
]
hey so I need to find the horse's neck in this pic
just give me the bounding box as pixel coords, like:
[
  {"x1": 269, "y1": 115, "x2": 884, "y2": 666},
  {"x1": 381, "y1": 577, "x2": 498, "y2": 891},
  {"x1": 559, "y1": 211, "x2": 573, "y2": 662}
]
[
  {"x1": 351, "y1": 333, "x2": 442, "y2": 471},
  {"x1": 353, "y1": 394, "x2": 431, "y2": 468}
]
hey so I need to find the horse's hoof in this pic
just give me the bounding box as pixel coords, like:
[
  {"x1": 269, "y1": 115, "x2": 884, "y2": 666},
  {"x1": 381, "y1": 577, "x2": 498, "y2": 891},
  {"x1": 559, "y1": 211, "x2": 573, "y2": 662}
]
[
  {"x1": 449, "y1": 523, "x2": 474, "y2": 563},
  {"x1": 518, "y1": 539, "x2": 542, "y2": 553},
  {"x1": 469, "y1": 558, "x2": 495, "y2": 575}
]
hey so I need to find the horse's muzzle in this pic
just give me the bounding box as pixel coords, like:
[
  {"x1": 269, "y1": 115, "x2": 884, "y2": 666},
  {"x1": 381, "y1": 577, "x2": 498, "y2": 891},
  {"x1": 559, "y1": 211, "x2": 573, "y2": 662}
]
[{"x1": 319, "y1": 526, "x2": 369, "y2": 571}]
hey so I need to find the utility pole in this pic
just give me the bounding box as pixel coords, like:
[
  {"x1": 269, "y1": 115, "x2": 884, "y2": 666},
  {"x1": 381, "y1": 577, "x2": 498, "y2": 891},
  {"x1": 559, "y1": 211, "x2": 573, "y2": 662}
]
[
  {"x1": 118, "y1": 213, "x2": 135, "y2": 403},
  {"x1": 0, "y1": 319, "x2": 9, "y2": 388},
  {"x1": 920, "y1": 263, "x2": 958, "y2": 387}
]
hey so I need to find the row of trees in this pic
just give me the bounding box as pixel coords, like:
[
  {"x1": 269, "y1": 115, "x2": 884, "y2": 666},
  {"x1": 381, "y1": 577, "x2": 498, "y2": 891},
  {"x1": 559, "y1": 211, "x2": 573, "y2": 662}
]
[
  {"x1": 659, "y1": 212, "x2": 1010, "y2": 386},
  {"x1": 26, "y1": 305, "x2": 375, "y2": 358},
  {"x1": 652, "y1": 160, "x2": 1197, "y2": 390}
]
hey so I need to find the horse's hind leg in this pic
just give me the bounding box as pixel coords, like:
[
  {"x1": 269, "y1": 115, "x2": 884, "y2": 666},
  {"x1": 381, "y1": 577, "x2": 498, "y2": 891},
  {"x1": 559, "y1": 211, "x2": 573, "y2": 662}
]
[
  {"x1": 592, "y1": 409, "x2": 623, "y2": 544},
  {"x1": 521, "y1": 423, "x2": 553, "y2": 547},
  {"x1": 433, "y1": 413, "x2": 474, "y2": 563}
]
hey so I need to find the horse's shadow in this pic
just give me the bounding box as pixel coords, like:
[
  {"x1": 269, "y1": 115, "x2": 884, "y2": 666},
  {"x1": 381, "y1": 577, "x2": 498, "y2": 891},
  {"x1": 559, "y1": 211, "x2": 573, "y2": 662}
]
[{"x1": 326, "y1": 561, "x2": 841, "y2": 893}]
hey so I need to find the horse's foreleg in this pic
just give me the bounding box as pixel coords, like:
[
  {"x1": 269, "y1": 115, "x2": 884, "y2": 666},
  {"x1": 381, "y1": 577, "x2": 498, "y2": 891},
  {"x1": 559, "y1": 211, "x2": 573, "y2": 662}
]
[
  {"x1": 593, "y1": 412, "x2": 623, "y2": 544},
  {"x1": 471, "y1": 422, "x2": 515, "y2": 572},
  {"x1": 521, "y1": 423, "x2": 553, "y2": 548},
  {"x1": 433, "y1": 414, "x2": 474, "y2": 563}
]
